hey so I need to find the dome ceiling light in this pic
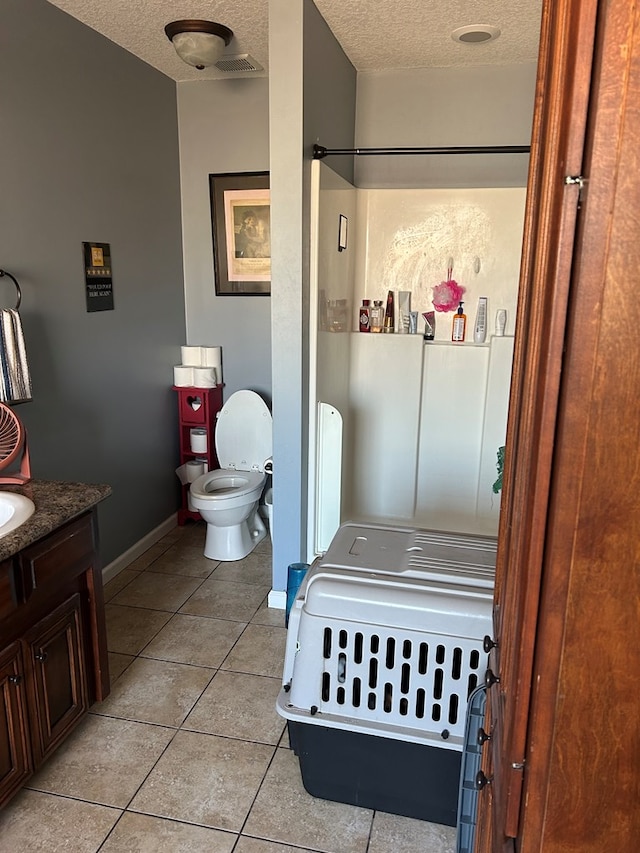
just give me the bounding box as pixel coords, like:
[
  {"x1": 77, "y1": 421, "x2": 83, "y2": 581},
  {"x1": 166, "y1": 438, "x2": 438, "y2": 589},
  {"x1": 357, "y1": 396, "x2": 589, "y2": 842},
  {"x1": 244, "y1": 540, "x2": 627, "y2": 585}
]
[
  {"x1": 164, "y1": 19, "x2": 234, "y2": 70},
  {"x1": 451, "y1": 25, "x2": 501, "y2": 45}
]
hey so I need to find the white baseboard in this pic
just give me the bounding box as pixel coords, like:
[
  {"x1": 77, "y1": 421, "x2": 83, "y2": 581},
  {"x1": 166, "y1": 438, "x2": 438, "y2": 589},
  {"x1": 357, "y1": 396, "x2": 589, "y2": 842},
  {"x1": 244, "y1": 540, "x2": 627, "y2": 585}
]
[
  {"x1": 268, "y1": 589, "x2": 286, "y2": 610},
  {"x1": 102, "y1": 514, "x2": 178, "y2": 584}
]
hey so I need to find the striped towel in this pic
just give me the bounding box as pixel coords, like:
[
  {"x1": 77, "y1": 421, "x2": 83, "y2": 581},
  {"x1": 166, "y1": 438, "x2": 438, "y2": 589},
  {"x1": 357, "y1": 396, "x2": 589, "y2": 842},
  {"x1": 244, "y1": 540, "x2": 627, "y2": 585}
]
[{"x1": 0, "y1": 309, "x2": 32, "y2": 403}]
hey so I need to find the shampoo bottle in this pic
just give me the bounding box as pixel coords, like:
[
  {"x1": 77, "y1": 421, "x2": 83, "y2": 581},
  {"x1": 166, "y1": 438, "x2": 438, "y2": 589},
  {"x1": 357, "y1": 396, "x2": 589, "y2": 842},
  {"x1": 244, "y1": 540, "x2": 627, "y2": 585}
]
[
  {"x1": 474, "y1": 297, "x2": 488, "y2": 343},
  {"x1": 452, "y1": 301, "x2": 467, "y2": 342}
]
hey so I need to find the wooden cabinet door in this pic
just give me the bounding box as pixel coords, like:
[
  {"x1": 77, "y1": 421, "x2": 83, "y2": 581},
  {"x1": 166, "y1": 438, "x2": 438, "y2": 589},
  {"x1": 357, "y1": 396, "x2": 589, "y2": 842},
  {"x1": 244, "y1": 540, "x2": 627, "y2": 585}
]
[
  {"x1": 24, "y1": 594, "x2": 88, "y2": 764},
  {"x1": 0, "y1": 641, "x2": 32, "y2": 804},
  {"x1": 475, "y1": 0, "x2": 598, "y2": 847}
]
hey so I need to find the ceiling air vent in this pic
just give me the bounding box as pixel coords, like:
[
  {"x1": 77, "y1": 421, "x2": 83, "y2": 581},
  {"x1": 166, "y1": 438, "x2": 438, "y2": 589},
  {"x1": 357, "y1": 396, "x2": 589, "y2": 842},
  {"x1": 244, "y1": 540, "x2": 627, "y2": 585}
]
[{"x1": 214, "y1": 54, "x2": 264, "y2": 73}]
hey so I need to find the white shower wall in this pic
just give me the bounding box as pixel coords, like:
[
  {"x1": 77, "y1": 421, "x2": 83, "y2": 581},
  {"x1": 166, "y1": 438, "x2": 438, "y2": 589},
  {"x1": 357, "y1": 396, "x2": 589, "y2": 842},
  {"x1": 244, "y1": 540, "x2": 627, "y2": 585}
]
[{"x1": 310, "y1": 164, "x2": 524, "y2": 549}]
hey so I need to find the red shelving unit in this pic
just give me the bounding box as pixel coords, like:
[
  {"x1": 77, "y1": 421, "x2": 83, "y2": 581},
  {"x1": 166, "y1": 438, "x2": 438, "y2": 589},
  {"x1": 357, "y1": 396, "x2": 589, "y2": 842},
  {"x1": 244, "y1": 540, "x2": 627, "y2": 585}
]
[{"x1": 172, "y1": 385, "x2": 223, "y2": 525}]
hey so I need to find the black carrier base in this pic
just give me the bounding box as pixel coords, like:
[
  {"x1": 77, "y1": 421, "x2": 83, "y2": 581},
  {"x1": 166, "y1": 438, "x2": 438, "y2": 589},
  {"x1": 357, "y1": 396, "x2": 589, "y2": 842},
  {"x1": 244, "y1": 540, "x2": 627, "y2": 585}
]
[{"x1": 288, "y1": 720, "x2": 460, "y2": 827}]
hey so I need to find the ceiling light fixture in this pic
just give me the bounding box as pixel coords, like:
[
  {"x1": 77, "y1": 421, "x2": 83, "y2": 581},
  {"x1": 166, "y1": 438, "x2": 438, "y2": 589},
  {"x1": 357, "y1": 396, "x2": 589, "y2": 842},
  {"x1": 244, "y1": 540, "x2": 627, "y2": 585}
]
[
  {"x1": 164, "y1": 19, "x2": 234, "y2": 70},
  {"x1": 451, "y1": 24, "x2": 501, "y2": 45}
]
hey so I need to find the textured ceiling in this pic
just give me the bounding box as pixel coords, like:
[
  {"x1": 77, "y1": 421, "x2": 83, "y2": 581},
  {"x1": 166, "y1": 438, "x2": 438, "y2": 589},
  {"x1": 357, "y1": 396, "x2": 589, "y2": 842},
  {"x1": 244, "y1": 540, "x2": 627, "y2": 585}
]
[{"x1": 46, "y1": 0, "x2": 542, "y2": 83}]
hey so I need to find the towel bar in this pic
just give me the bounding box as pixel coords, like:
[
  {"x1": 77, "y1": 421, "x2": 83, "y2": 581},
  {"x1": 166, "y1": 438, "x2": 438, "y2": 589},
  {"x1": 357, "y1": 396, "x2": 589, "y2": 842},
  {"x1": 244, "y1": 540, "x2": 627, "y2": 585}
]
[{"x1": 0, "y1": 270, "x2": 22, "y2": 310}]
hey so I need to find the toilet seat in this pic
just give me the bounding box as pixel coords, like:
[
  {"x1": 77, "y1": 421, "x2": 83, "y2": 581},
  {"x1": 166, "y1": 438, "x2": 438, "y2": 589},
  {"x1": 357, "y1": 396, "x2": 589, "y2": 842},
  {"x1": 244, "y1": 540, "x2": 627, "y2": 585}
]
[
  {"x1": 215, "y1": 390, "x2": 272, "y2": 473},
  {"x1": 190, "y1": 468, "x2": 265, "y2": 502}
]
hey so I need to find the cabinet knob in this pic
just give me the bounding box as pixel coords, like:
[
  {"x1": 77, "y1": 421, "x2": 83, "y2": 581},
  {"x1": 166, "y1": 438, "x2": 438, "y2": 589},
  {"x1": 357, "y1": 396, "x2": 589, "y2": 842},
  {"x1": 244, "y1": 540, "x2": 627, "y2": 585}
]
[
  {"x1": 8, "y1": 674, "x2": 22, "y2": 685},
  {"x1": 475, "y1": 770, "x2": 493, "y2": 790},
  {"x1": 484, "y1": 668, "x2": 500, "y2": 688},
  {"x1": 483, "y1": 634, "x2": 498, "y2": 653},
  {"x1": 477, "y1": 727, "x2": 492, "y2": 745},
  {"x1": 35, "y1": 650, "x2": 48, "y2": 663}
]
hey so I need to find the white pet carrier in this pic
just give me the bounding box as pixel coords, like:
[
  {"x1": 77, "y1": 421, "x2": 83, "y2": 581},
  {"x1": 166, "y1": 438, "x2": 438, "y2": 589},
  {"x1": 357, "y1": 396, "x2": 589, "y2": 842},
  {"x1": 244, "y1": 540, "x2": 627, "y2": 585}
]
[{"x1": 277, "y1": 522, "x2": 496, "y2": 826}]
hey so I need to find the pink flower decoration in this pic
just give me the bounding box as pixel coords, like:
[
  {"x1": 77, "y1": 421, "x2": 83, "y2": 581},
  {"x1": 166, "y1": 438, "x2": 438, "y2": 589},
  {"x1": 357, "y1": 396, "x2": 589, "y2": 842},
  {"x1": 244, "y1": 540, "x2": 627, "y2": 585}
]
[{"x1": 432, "y1": 278, "x2": 465, "y2": 312}]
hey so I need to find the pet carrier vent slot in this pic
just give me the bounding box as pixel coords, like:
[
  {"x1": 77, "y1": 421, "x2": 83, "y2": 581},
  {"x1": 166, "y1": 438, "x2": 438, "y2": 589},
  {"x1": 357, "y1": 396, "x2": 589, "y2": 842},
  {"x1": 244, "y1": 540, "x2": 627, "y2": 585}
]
[
  {"x1": 432, "y1": 704, "x2": 441, "y2": 721},
  {"x1": 401, "y1": 663, "x2": 411, "y2": 693},
  {"x1": 323, "y1": 627, "x2": 332, "y2": 658},
  {"x1": 400, "y1": 697, "x2": 409, "y2": 715},
  {"x1": 403, "y1": 639, "x2": 412, "y2": 658},
  {"x1": 468, "y1": 674, "x2": 479, "y2": 696},
  {"x1": 470, "y1": 650, "x2": 480, "y2": 669},
  {"x1": 353, "y1": 678, "x2": 361, "y2": 706},
  {"x1": 386, "y1": 638, "x2": 396, "y2": 669},
  {"x1": 452, "y1": 647, "x2": 463, "y2": 679},
  {"x1": 384, "y1": 684, "x2": 393, "y2": 712},
  {"x1": 416, "y1": 689, "x2": 426, "y2": 718},
  {"x1": 371, "y1": 635, "x2": 379, "y2": 654},
  {"x1": 436, "y1": 644, "x2": 446, "y2": 664},
  {"x1": 448, "y1": 694, "x2": 459, "y2": 724},
  {"x1": 337, "y1": 687, "x2": 345, "y2": 705},
  {"x1": 368, "y1": 692, "x2": 376, "y2": 710},
  {"x1": 322, "y1": 672, "x2": 330, "y2": 701},
  {"x1": 418, "y1": 643, "x2": 429, "y2": 674},
  {"x1": 354, "y1": 633, "x2": 364, "y2": 663},
  {"x1": 369, "y1": 658, "x2": 378, "y2": 688},
  {"x1": 337, "y1": 653, "x2": 347, "y2": 682},
  {"x1": 339, "y1": 630, "x2": 348, "y2": 649},
  {"x1": 434, "y1": 669, "x2": 444, "y2": 700}
]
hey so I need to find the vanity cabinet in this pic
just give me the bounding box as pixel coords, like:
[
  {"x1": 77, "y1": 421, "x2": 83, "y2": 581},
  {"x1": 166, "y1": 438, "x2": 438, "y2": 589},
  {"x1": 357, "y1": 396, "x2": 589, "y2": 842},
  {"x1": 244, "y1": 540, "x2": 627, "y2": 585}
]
[
  {"x1": 0, "y1": 510, "x2": 109, "y2": 808},
  {"x1": 0, "y1": 641, "x2": 31, "y2": 805}
]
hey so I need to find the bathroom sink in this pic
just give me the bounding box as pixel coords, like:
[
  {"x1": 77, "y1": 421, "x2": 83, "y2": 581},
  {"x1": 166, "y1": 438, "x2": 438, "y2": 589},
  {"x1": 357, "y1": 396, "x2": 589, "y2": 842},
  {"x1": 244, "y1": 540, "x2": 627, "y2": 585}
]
[{"x1": 0, "y1": 492, "x2": 35, "y2": 538}]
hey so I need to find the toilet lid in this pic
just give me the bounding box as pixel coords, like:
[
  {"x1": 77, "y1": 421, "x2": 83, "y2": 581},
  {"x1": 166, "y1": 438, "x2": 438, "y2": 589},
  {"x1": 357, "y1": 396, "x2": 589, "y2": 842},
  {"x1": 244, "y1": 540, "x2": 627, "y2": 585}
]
[{"x1": 215, "y1": 390, "x2": 272, "y2": 473}]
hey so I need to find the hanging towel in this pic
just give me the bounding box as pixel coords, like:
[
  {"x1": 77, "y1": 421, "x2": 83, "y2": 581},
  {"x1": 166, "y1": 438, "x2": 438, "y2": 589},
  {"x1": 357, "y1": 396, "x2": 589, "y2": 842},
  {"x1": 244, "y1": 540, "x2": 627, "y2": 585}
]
[{"x1": 0, "y1": 309, "x2": 32, "y2": 403}]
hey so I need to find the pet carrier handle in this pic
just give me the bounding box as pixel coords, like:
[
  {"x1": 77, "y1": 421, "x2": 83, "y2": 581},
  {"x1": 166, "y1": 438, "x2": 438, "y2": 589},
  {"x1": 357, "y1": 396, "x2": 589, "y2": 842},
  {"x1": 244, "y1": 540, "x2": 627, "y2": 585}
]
[{"x1": 483, "y1": 634, "x2": 498, "y2": 653}]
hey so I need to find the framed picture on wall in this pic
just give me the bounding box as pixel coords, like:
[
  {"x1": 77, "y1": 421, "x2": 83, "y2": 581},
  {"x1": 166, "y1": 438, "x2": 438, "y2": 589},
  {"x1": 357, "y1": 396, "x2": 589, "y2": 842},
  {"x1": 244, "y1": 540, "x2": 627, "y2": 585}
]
[{"x1": 209, "y1": 171, "x2": 270, "y2": 295}]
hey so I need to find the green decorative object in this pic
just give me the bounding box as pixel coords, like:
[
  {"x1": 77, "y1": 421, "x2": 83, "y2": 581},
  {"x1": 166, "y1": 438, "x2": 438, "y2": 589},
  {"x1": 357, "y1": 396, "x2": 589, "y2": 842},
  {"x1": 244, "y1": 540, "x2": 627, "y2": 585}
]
[{"x1": 492, "y1": 446, "x2": 505, "y2": 494}]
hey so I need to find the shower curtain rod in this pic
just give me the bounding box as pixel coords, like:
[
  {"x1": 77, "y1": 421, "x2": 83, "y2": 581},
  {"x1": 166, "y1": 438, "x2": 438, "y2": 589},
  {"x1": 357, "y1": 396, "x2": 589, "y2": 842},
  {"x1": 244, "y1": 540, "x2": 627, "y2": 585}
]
[{"x1": 313, "y1": 143, "x2": 531, "y2": 159}]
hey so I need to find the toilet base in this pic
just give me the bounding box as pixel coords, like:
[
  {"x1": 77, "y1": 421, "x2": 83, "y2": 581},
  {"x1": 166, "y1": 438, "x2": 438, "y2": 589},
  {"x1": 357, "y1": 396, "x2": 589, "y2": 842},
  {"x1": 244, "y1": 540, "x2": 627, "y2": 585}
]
[{"x1": 204, "y1": 509, "x2": 267, "y2": 561}]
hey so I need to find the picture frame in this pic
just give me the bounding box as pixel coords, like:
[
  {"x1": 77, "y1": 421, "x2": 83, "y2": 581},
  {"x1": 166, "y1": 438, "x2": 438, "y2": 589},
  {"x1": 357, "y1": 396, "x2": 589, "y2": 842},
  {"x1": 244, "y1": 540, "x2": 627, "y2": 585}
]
[{"x1": 209, "y1": 171, "x2": 271, "y2": 296}]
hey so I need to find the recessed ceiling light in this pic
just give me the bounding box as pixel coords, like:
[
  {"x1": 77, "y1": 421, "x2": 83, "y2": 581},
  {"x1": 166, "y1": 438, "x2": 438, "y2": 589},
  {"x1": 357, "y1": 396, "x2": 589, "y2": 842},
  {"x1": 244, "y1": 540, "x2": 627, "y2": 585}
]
[{"x1": 451, "y1": 24, "x2": 501, "y2": 44}]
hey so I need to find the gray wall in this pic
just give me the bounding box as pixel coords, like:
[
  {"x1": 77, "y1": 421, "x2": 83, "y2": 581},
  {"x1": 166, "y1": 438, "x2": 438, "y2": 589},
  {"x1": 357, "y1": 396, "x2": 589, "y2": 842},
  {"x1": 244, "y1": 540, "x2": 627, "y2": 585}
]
[
  {"x1": 1, "y1": 0, "x2": 185, "y2": 564},
  {"x1": 269, "y1": 0, "x2": 356, "y2": 593},
  {"x1": 178, "y1": 79, "x2": 271, "y2": 400},
  {"x1": 355, "y1": 66, "x2": 538, "y2": 187}
]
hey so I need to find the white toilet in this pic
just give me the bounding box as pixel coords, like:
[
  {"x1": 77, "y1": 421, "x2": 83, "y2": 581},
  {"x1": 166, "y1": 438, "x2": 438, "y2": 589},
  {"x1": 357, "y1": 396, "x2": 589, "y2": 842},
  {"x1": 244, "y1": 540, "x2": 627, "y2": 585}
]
[{"x1": 189, "y1": 390, "x2": 272, "y2": 561}]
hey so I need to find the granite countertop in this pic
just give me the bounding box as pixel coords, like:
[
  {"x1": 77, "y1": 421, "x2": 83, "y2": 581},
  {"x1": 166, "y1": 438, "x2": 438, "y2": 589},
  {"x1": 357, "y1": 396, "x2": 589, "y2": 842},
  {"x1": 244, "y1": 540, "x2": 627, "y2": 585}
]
[{"x1": 0, "y1": 479, "x2": 112, "y2": 562}]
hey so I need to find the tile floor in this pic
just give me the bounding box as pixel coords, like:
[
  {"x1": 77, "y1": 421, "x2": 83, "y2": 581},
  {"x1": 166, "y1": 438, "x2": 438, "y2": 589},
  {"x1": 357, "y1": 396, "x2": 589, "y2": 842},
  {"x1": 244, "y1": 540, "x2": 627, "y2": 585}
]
[{"x1": 0, "y1": 523, "x2": 457, "y2": 853}]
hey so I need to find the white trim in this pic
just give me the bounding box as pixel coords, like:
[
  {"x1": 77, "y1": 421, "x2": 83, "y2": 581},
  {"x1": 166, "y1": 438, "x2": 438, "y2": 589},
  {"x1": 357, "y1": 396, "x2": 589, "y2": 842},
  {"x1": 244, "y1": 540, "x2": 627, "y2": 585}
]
[
  {"x1": 268, "y1": 588, "x2": 286, "y2": 610},
  {"x1": 101, "y1": 514, "x2": 177, "y2": 584}
]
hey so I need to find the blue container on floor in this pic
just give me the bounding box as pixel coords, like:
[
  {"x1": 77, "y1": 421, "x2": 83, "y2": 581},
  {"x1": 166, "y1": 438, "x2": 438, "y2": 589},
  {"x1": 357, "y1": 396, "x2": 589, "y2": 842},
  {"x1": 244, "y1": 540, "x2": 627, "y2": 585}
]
[{"x1": 286, "y1": 562, "x2": 309, "y2": 626}]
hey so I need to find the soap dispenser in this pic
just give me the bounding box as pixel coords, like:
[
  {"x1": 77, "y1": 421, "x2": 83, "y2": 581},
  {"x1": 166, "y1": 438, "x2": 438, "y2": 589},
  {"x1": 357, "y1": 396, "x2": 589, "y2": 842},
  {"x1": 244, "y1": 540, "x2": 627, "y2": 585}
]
[{"x1": 452, "y1": 301, "x2": 467, "y2": 342}]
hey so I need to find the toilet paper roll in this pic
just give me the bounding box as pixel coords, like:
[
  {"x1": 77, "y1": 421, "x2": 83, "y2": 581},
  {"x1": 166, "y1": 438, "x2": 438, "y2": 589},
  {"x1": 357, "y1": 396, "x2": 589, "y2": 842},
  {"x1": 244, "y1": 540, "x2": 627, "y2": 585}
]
[
  {"x1": 186, "y1": 460, "x2": 205, "y2": 482},
  {"x1": 175, "y1": 464, "x2": 190, "y2": 485},
  {"x1": 190, "y1": 428, "x2": 208, "y2": 453},
  {"x1": 181, "y1": 346, "x2": 204, "y2": 366},
  {"x1": 192, "y1": 366, "x2": 217, "y2": 388},
  {"x1": 194, "y1": 456, "x2": 209, "y2": 473},
  {"x1": 173, "y1": 365, "x2": 195, "y2": 386},
  {"x1": 202, "y1": 346, "x2": 222, "y2": 381}
]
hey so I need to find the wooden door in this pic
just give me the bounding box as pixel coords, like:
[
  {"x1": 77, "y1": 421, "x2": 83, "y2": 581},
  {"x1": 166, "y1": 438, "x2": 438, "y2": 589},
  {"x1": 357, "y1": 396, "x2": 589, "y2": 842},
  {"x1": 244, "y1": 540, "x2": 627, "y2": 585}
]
[
  {"x1": 0, "y1": 641, "x2": 32, "y2": 804},
  {"x1": 477, "y1": 0, "x2": 640, "y2": 849},
  {"x1": 25, "y1": 594, "x2": 88, "y2": 764}
]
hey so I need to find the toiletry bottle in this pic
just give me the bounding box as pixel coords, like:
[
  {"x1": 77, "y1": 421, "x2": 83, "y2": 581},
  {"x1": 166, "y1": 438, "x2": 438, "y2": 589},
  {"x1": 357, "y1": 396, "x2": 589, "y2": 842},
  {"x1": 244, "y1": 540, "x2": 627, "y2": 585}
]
[
  {"x1": 495, "y1": 309, "x2": 507, "y2": 337},
  {"x1": 359, "y1": 299, "x2": 371, "y2": 332},
  {"x1": 452, "y1": 301, "x2": 467, "y2": 342},
  {"x1": 474, "y1": 297, "x2": 488, "y2": 343},
  {"x1": 383, "y1": 290, "x2": 395, "y2": 333},
  {"x1": 370, "y1": 300, "x2": 384, "y2": 333}
]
